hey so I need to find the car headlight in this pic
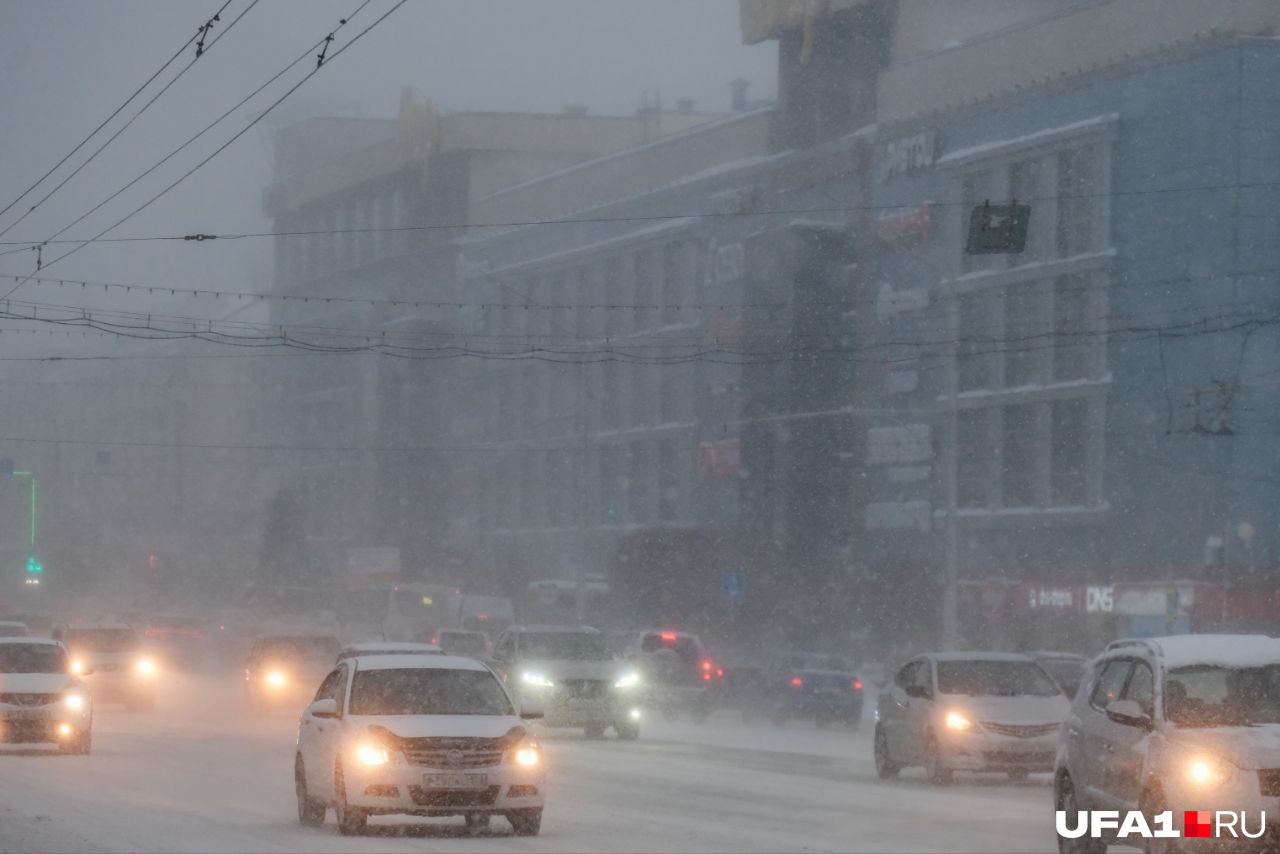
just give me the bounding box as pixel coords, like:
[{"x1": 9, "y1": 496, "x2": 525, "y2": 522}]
[
  {"x1": 1186, "y1": 754, "x2": 1235, "y2": 787},
  {"x1": 521, "y1": 672, "x2": 555, "y2": 689},
  {"x1": 944, "y1": 710, "x2": 974, "y2": 732},
  {"x1": 63, "y1": 693, "x2": 86, "y2": 711},
  {"x1": 614, "y1": 671, "x2": 641, "y2": 689},
  {"x1": 265, "y1": 670, "x2": 287, "y2": 687},
  {"x1": 136, "y1": 657, "x2": 157, "y2": 677},
  {"x1": 354, "y1": 743, "x2": 389, "y2": 767},
  {"x1": 70, "y1": 658, "x2": 86, "y2": 675},
  {"x1": 510, "y1": 737, "x2": 541, "y2": 767}
]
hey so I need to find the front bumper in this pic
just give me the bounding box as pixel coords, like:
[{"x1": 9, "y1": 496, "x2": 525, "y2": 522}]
[
  {"x1": 522, "y1": 687, "x2": 640, "y2": 728},
  {"x1": 0, "y1": 706, "x2": 91, "y2": 745},
  {"x1": 939, "y1": 730, "x2": 1057, "y2": 773},
  {"x1": 342, "y1": 756, "x2": 545, "y2": 817}
]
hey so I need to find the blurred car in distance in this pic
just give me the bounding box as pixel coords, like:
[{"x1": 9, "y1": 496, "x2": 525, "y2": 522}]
[
  {"x1": 875, "y1": 652, "x2": 1069, "y2": 784},
  {"x1": 244, "y1": 634, "x2": 341, "y2": 715},
  {"x1": 55, "y1": 624, "x2": 158, "y2": 712},
  {"x1": 615, "y1": 629, "x2": 718, "y2": 722},
  {"x1": 742, "y1": 651, "x2": 864, "y2": 728},
  {"x1": 434, "y1": 629, "x2": 489, "y2": 659},
  {"x1": 1031, "y1": 651, "x2": 1089, "y2": 698},
  {"x1": 489, "y1": 626, "x2": 641, "y2": 739},
  {"x1": 0, "y1": 637, "x2": 93, "y2": 753},
  {"x1": 294, "y1": 653, "x2": 546, "y2": 836}
]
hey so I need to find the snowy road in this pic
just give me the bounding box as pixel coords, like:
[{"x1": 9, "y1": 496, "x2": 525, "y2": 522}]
[{"x1": 0, "y1": 675, "x2": 1058, "y2": 853}]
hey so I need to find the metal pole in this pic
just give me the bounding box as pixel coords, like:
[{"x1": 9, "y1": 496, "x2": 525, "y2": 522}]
[
  {"x1": 575, "y1": 368, "x2": 588, "y2": 625},
  {"x1": 941, "y1": 292, "x2": 960, "y2": 651}
]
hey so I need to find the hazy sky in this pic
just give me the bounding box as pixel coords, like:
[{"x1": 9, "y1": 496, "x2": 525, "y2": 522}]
[{"x1": 0, "y1": 0, "x2": 775, "y2": 300}]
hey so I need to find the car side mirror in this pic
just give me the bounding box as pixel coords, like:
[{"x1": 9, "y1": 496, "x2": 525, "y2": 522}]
[
  {"x1": 905, "y1": 685, "x2": 932, "y2": 700},
  {"x1": 1106, "y1": 699, "x2": 1151, "y2": 730},
  {"x1": 519, "y1": 698, "x2": 545, "y2": 720},
  {"x1": 308, "y1": 698, "x2": 339, "y2": 719}
]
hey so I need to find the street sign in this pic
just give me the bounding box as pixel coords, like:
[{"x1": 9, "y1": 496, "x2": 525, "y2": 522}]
[
  {"x1": 721, "y1": 572, "x2": 745, "y2": 600},
  {"x1": 966, "y1": 200, "x2": 1031, "y2": 254}
]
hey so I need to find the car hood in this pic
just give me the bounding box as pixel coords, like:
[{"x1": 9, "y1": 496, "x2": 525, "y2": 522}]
[
  {"x1": 940, "y1": 693, "x2": 1070, "y2": 724},
  {"x1": 0, "y1": 673, "x2": 74, "y2": 694},
  {"x1": 1166, "y1": 724, "x2": 1280, "y2": 770},
  {"x1": 519, "y1": 659, "x2": 622, "y2": 680},
  {"x1": 349, "y1": 714, "x2": 527, "y2": 740}
]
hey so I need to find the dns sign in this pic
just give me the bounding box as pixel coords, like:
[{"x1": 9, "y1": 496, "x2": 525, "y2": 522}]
[{"x1": 1085, "y1": 585, "x2": 1114, "y2": 613}]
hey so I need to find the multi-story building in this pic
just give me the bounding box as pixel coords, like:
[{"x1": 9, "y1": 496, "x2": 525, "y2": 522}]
[
  {"x1": 860, "y1": 0, "x2": 1280, "y2": 648},
  {"x1": 260, "y1": 90, "x2": 727, "y2": 591}
]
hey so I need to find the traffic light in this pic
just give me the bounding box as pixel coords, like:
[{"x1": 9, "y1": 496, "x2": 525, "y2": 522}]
[{"x1": 25, "y1": 554, "x2": 41, "y2": 574}]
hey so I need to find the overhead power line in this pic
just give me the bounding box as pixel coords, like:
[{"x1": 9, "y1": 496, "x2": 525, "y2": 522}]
[
  {"x1": 0, "y1": 0, "x2": 241, "y2": 240},
  {"x1": 1, "y1": 0, "x2": 404, "y2": 299}
]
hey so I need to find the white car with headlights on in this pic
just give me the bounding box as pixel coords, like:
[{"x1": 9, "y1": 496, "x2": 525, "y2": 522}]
[
  {"x1": 1055, "y1": 635, "x2": 1280, "y2": 853},
  {"x1": 489, "y1": 626, "x2": 642, "y2": 739},
  {"x1": 0, "y1": 638, "x2": 92, "y2": 753},
  {"x1": 56, "y1": 624, "x2": 157, "y2": 711},
  {"x1": 875, "y1": 652, "x2": 1069, "y2": 784},
  {"x1": 294, "y1": 654, "x2": 546, "y2": 837}
]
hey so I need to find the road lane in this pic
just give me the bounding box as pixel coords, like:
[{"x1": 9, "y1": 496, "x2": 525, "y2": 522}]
[{"x1": 0, "y1": 675, "x2": 1057, "y2": 852}]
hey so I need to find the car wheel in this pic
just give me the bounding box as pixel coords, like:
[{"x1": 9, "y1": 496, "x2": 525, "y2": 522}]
[
  {"x1": 873, "y1": 724, "x2": 900, "y2": 780},
  {"x1": 584, "y1": 724, "x2": 606, "y2": 739},
  {"x1": 508, "y1": 808, "x2": 542, "y2": 837},
  {"x1": 1007, "y1": 768, "x2": 1030, "y2": 782},
  {"x1": 1057, "y1": 773, "x2": 1106, "y2": 854},
  {"x1": 924, "y1": 732, "x2": 952, "y2": 785},
  {"x1": 295, "y1": 755, "x2": 325, "y2": 827},
  {"x1": 333, "y1": 763, "x2": 366, "y2": 836},
  {"x1": 464, "y1": 813, "x2": 490, "y2": 833},
  {"x1": 614, "y1": 719, "x2": 639, "y2": 740}
]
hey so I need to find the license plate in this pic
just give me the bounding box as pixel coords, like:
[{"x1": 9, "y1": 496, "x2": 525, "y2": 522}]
[{"x1": 422, "y1": 773, "x2": 487, "y2": 789}]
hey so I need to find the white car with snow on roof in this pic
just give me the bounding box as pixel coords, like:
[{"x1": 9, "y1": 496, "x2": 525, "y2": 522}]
[{"x1": 294, "y1": 653, "x2": 546, "y2": 837}]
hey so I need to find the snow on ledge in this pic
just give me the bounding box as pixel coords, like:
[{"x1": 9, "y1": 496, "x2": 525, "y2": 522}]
[{"x1": 938, "y1": 113, "x2": 1120, "y2": 168}]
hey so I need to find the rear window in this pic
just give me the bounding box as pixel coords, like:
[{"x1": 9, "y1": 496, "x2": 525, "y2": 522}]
[
  {"x1": 640, "y1": 634, "x2": 700, "y2": 664},
  {"x1": 254, "y1": 636, "x2": 340, "y2": 663},
  {"x1": 0, "y1": 643, "x2": 67, "y2": 674},
  {"x1": 440, "y1": 632, "x2": 487, "y2": 658}
]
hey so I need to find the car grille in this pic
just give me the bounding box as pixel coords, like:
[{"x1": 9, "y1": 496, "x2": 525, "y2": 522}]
[
  {"x1": 403, "y1": 748, "x2": 503, "y2": 768},
  {"x1": 0, "y1": 693, "x2": 58, "y2": 707},
  {"x1": 1258, "y1": 769, "x2": 1280, "y2": 797},
  {"x1": 408, "y1": 785, "x2": 500, "y2": 808},
  {"x1": 560, "y1": 679, "x2": 608, "y2": 699},
  {"x1": 981, "y1": 722, "x2": 1060, "y2": 738}
]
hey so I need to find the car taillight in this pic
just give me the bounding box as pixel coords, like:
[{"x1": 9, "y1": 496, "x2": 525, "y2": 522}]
[
  {"x1": 660, "y1": 632, "x2": 677, "y2": 642},
  {"x1": 790, "y1": 676, "x2": 804, "y2": 688},
  {"x1": 853, "y1": 680, "x2": 863, "y2": 691}
]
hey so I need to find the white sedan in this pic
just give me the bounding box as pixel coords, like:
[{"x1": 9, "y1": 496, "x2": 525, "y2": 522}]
[
  {"x1": 294, "y1": 654, "x2": 546, "y2": 836},
  {"x1": 0, "y1": 638, "x2": 93, "y2": 753}
]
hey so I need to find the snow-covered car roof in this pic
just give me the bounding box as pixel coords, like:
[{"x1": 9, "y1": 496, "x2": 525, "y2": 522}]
[
  {"x1": 351, "y1": 653, "x2": 489, "y2": 672},
  {"x1": 339, "y1": 642, "x2": 443, "y2": 657},
  {"x1": 1030, "y1": 651, "x2": 1088, "y2": 661},
  {"x1": 1118, "y1": 635, "x2": 1280, "y2": 669},
  {"x1": 507, "y1": 625, "x2": 601, "y2": 634},
  {"x1": 0, "y1": 636, "x2": 61, "y2": 647}
]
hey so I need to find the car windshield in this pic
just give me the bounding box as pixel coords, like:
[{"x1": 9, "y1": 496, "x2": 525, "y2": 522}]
[
  {"x1": 519, "y1": 632, "x2": 608, "y2": 661},
  {"x1": 1038, "y1": 658, "x2": 1087, "y2": 694},
  {"x1": 64, "y1": 629, "x2": 137, "y2": 653},
  {"x1": 1165, "y1": 665, "x2": 1280, "y2": 727},
  {"x1": 936, "y1": 660, "x2": 1060, "y2": 697},
  {"x1": 0, "y1": 644, "x2": 67, "y2": 674},
  {"x1": 347, "y1": 668, "x2": 513, "y2": 716}
]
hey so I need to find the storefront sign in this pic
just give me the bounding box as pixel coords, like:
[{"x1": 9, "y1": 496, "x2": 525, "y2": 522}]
[
  {"x1": 1028, "y1": 587, "x2": 1075, "y2": 609},
  {"x1": 1085, "y1": 585, "x2": 1114, "y2": 613},
  {"x1": 876, "y1": 202, "x2": 936, "y2": 243},
  {"x1": 880, "y1": 130, "x2": 939, "y2": 182}
]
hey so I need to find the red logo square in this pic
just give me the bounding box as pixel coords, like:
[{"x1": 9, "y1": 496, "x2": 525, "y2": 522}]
[{"x1": 1185, "y1": 811, "x2": 1212, "y2": 838}]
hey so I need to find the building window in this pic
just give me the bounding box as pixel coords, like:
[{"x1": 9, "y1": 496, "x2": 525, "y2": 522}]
[
  {"x1": 1053, "y1": 275, "x2": 1091, "y2": 381},
  {"x1": 661, "y1": 242, "x2": 685, "y2": 324},
  {"x1": 957, "y1": 293, "x2": 994, "y2": 391},
  {"x1": 1001, "y1": 404, "x2": 1037, "y2": 507},
  {"x1": 1057, "y1": 144, "x2": 1100, "y2": 256},
  {"x1": 1051, "y1": 398, "x2": 1089, "y2": 505},
  {"x1": 1004, "y1": 284, "x2": 1044, "y2": 387},
  {"x1": 956, "y1": 409, "x2": 991, "y2": 509}
]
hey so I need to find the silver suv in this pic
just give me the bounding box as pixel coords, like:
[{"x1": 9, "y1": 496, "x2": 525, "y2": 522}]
[{"x1": 1055, "y1": 635, "x2": 1280, "y2": 853}]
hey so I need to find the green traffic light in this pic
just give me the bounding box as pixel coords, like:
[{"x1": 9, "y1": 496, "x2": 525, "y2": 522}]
[{"x1": 26, "y1": 555, "x2": 41, "y2": 573}]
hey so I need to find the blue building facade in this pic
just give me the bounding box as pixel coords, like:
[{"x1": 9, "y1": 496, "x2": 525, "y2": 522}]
[{"x1": 866, "y1": 37, "x2": 1280, "y2": 646}]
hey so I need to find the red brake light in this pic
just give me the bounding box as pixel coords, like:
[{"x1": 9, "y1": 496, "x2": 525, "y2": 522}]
[
  {"x1": 430, "y1": 636, "x2": 438, "y2": 645},
  {"x1": 660, "y1": 632, "x2": 677, "y2": 642},
  {"x1": 700, "y1": 659, "x2": 712, "y2": 671},
  {"x1": 853, "y1": 680, "x2": 863, "y2": 691},
  {"x1": 790, "y1": 676, "x2": 804, "y2": 688},
  {"x1": 716, "y1": 668, "x2": 724, "y2": 679}
]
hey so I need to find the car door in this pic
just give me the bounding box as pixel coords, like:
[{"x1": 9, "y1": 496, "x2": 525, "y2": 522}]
[
  {"x1": 1079, "y1": 659, "x2": 1133, "y2": 807},
  {"x1": 901, "y1": 658, "x2": 938, "y2": 763},
  {"x1": 1102, "y1": 659, "x2": 1154, "y2": 810},
  {"x1": 299, "y1": 665, "x2": 347, "y2": 796},
  {"x1": 879, "y1": 660, "x2": 920, "y2": 758}
]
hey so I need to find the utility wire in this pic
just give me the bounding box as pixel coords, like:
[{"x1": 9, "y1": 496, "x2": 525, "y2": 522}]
[
  {"x1": 1, "y1": 0, "x2": 399, "y2": 300},
  {"x1": 0, "y1": 0, "x2": 253, "y2": 243}
]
